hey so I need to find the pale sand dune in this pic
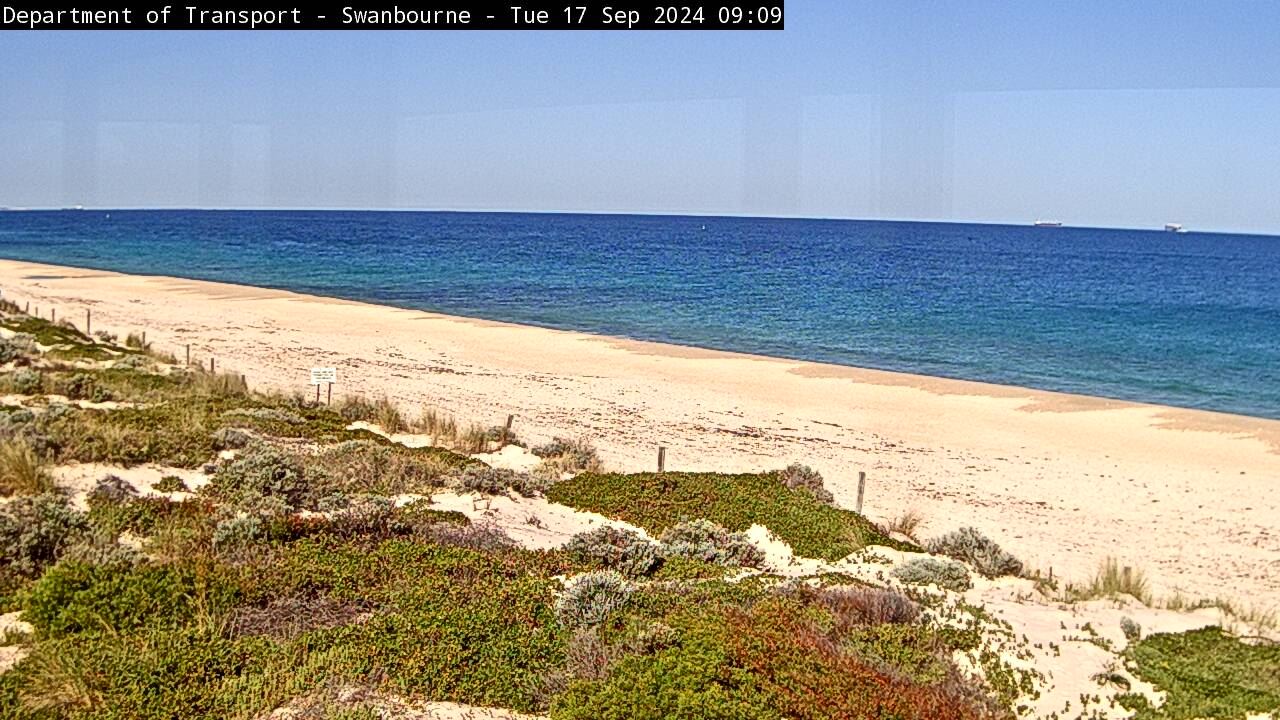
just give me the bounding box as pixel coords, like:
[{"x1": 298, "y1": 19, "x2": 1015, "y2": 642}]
[{"x1": 1, "y1": 259, "x2": 1277, "y2": 606}]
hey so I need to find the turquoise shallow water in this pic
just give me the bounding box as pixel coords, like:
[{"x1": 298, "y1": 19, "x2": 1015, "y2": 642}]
[{"x1": 0, "y1": 210, "x2": 1277, "y2": 419}]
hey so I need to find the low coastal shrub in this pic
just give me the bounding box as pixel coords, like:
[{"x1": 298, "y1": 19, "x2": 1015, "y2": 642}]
[
  {"x1": 779, "y1": 463, "x2": 834, "y2": 505},
  {"x1": 43, "y1": 402, "x2": 219, "y2": 467},
  {"x1": 392, "y1": 501, "x2": 470, "y2": 532},
  {"x1": 205, "y1": 442, "x2": 309, "y2": 508},
  {"x1": 88, "y1": 495, "x2": 212, "y2": 538},
  {"x1": 1120, "y1": 616, "x2": 1142, "y2": 643},
  {"x1": 89, "y1": 474, "x2": 138, "y2": 505},
  {"x1": 10, "y1": 368, "x2": 43, "y2": 395},
  {"x1": 532, "y1": 436, "x2": 602, "y2": 475},
  {"x1": 484, "y1": 424, "x2": 522, "y2": 447},
  {"x1": 153, "y1": 474, "x2": 189, "y2": 493},
  {"x1": 24, "y1": 558, "x2": 236, "y2": 637},
  {"x1": 926, "y1": 527, "x2": 1024, "y2": 578},
  {"x1": 565, "y1": 526, "x2": 662, "y2": 578},
  {"x1": 556, "y1": 571, "x2": 634, "y2": 628},
  {"x1": 454, "y1": 465, "x2": 545, "y2": 497},
  {"x1": 211, "y1": 426, "x2": 254, "y2": 450},
  {"x1": 0, "y1": 438, "x2": 54, "y2": 496},
  {"x1": 0, "y1": 406, "x2": 36, "y2": 435},
  {"x1": 307, "y1": 440, "x2": 459, "y2": 497},
  {"x1": 891, "y1": 557, "x2": 971, "y2": 592},
  {"x1": 0, "y1": 334, "x2": 36, "y2": 364},
  {"x1": 0, "y1": 493, "x2": 89, "y2": 577},
  {"x1": 658, "y1": 519, "x2": 764, "y2": 568},
  {"x1": 212, "y1": 514, "x2": 264, "y2": 555},
  {"x1": 422, "y1": 521, "x2": 516, "y2": 552},
  {"x1": 1118, "y1": 627, "x2": 1280, "y2": 719},
  {"x1": 547, "y1": 471, "x2": 911, "y2": 562},
  {"x1": 325, "y1": 494, "x2": 397, "y2": 538},
  {"x1": 817, "y1": 586, "x2": 921, "y2": 630},
  {"x1": 552, "y1": 598, "x2": 995, "y2": 720}
]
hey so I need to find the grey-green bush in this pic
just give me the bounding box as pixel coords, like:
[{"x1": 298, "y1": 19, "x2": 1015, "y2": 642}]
[
  {"x1": 0, "y1": 493, "x2": 89, "y2": 577},
  {"x1": 10, "y1": 368, "x2": 42, "y2": 395},
  {"x1": 0, "y1": 335, "x2": 35, "y2": 364},
  {"x1": 89, "y1": 474, "x2": 137, "y2": 506},
  {"x1": 531, "y1": 436, "x2": 600, "y2": 470},
  {"x1": 565, "y1": 526, "x2": 662, "y2": 578},
  {"x1": 779, "y1": 463, "x2": 834, "y2": 505},
  {"x1": 213, "y1": 513, "x2": 263, "y2": 553},
  {"x1": 926, "y1": 527, "x2": 1024, "y2": 578},
  {"x1": 113, "y1": 354, "x2": 151, "y2": 370},
  {"x1": 211, "y1": 426, "x2": 255, "y2": 450},
  {"x1": 454, "y1": 465, "x2": 545, "y2": 497},
  {"x1": 891, "y1": 557, "x2": 971, "y2": 592},
  {"x1": 207, "y1": 442, "x2": 308, "y2": 508},
  {"x1": 1120, "y1": 616, "x2": 1142, "y2": 643},
  {"x1": 556, "y1": 570, "x2": 633, "y2": 628},
  {"x1": 658, "y1": 518, "x2": 765, "y2": 568},
  {"x1": 327, "y1": 494, "x2": 397, "y2": 536}
]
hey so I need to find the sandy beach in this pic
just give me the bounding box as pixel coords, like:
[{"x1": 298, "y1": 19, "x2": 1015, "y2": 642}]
[{"x1": 1, "y1": 258, "x2": 1276, "y2": 608}]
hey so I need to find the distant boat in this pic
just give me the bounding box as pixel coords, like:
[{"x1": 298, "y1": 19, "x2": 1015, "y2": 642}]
[
  {"x1": 1164, "y1": 223, "x2": 1187, "y2": 233},
  {"x1": 1033, "y1": 220, "x2": 1063, "y2": 227}
]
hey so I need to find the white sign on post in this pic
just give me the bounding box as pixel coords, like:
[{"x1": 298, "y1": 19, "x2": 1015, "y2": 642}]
[{"x1": 310, "y1": 367, "x2": 337, "y2": 385}]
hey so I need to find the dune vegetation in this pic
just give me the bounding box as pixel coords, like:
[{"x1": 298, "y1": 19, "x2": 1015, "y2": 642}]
[{"x1": 0, "y1": 301, "x2": 1273, "y2": 720}]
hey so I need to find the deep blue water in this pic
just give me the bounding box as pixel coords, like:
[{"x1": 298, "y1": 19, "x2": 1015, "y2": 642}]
[{"x1": 1, "y1": 210, "x2": 1277, "y2": 419}]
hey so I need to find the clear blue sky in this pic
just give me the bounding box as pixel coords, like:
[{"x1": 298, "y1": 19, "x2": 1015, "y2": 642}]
[{"x1": 3, "y1": 1, "x2": 1280, "y2": 233}]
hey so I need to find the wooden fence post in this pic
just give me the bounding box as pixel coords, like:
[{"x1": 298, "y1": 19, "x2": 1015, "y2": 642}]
[
  {"x1": 855, "y1": 471, "x2": 867, "y2": 514},
  {"x1": 209, "y1": 357, "x2": 215, "y2": 373},
  {"x1": 51, "y1": 308, "x2": 55, "y2": 323},
  {"x1": 185, "y1": 344, "x2": 191, "y2": 365},
  {"x1": 657, "y1": 446, "x2": 666, "y2": 473},
  {"x1": 501, "y1": 414, "x2": 514, "y2": 447},
  {"x1": 85, "y1": 309, "x2": 91, "y2": 335}
]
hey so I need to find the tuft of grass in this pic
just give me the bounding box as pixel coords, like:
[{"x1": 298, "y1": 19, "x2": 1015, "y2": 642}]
[
  {"x1": 415, "y1": 407, "x2": 458, "y2": 444},
  {"x1": 1070, "y1": 557, "x2": 1153, "y2": 606},
  {"x1": 187, "y1": 370, "x2": 248, "y2": 398},
  {"x1": 372, "y1": 397, "x2": 406, "y2": 434},
  {"x1": 884, "y1": 509, "x2": 924, "y2": 541},
  {"x1": 0, "y1": 439, "x2": 55, "y2": 496},
  {"x1": 547, "y1": 471, "x2": 914, "y2": 562},
  {"x1": 456, "y1": 423, "x2": 489, "y2": 454}
]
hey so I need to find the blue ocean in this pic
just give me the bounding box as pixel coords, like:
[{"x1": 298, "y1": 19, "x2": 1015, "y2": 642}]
[{"x1": 0, "y1": 210, "x2": 1276, "y2": 420}]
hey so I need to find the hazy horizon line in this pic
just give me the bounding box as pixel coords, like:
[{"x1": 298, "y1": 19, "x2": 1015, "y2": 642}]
[{"x1": 1, "y1": 205, "x2": 1275, "y2": 239}]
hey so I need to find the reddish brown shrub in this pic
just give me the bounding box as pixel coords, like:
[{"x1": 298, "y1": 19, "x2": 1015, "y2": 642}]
[{"x1": 724, "y1": 601, "x2": 1004, "y2": 720}]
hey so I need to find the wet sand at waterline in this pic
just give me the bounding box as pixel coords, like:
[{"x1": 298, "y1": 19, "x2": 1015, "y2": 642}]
[{"x1": 1, "y1": 258, "x2": 1276, "y2": 607}]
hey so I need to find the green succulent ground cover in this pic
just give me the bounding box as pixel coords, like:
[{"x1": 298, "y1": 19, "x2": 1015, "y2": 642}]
[
  {"x1": 547, "y1": 471, "x2": 917, "y2": 561},
  {"x1": 1118, "y1": 627, "x2": 1280, "y2": 719}
]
